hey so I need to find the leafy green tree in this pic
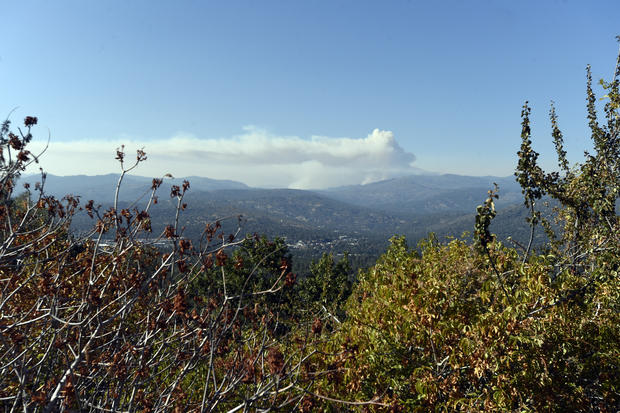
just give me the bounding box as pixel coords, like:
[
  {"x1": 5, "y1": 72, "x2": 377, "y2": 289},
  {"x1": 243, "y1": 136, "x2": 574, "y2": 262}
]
[
  {"x1": 191, "y1": 234, "x2": 301, "y2": 330},
  {"x1": 298, "y1": 252, "x2": 352, "y2": 319},
  {"x1": 192, "y1": 234, "x2": 293, "y2": 298},
  {"x1": 511, "y1": 52, "x2": 619, "y2": 314}
]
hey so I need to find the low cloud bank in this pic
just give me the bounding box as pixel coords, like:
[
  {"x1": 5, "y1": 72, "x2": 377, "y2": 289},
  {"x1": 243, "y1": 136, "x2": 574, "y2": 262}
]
[{"x1": 26, "y1": 128, "x2": 422, "y2": 189}]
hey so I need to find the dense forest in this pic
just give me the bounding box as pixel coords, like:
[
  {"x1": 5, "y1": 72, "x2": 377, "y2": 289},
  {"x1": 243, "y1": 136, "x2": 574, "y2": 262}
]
[{"x1": 0, "y1": 49, "x2": 618, "y2": 411}]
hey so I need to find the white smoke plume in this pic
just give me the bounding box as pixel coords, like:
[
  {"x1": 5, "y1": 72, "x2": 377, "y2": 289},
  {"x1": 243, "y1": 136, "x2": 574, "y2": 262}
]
[{"x1": 26, "y1": 128, "x2": 422, "y2": 189}]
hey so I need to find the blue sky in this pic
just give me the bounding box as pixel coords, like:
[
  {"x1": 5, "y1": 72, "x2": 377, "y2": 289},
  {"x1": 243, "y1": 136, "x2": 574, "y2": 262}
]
[{"x1": 1, "y1": 1, "x2": 618, "y2": 188}]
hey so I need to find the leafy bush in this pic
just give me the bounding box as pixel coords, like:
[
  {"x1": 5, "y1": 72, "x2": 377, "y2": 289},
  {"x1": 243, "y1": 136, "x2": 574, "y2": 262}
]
[{"x1": 311, "y1": 45, "x2": 620, "y2": 411}]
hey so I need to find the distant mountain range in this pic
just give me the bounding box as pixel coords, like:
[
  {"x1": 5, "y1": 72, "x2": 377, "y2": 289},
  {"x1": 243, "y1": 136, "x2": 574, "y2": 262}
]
[
  {"x1": 17, "y1": 172, "x2": 537, "y2": 274},
  {"x1": 320, "y1": 174, "x2": 523, "y2": 215},
  {"x1": 18, "y1": 173, "x2": 249, "y2": 203},
  {"x1": 19, "y1": 172, "x2": 522, "y2": 212}
]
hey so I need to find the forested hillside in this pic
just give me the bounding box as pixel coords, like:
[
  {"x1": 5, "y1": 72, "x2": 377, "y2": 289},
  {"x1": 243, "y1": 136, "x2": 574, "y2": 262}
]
[{"x1": 21, "y1": 173, "x2": 539, "y2": 275}]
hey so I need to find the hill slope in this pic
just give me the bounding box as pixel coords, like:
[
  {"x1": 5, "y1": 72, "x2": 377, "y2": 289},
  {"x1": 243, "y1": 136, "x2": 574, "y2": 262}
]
[{"x1": 318, "y1": 174, "x2": 523, "y2": 214}]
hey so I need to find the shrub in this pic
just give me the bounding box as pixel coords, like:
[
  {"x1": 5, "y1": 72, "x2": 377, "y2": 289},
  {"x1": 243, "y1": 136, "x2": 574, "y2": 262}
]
[
  {"x1": 312, "y1": 44, "x2": 620, "y2": 411},
  {"x1": 0, "y1": 118, "x2": 319, "y2": 411}
]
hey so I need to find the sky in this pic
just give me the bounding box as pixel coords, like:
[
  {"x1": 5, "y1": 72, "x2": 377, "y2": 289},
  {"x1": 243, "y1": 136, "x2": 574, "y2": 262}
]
[{"x1": 1, "y1": 0, "x2": 618, "y2": 189}]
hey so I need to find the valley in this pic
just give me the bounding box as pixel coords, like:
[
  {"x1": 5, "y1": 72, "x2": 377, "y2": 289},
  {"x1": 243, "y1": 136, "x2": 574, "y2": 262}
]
[{"x1": 19, "y1": 172, "x2": 540, "y2": 274}]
